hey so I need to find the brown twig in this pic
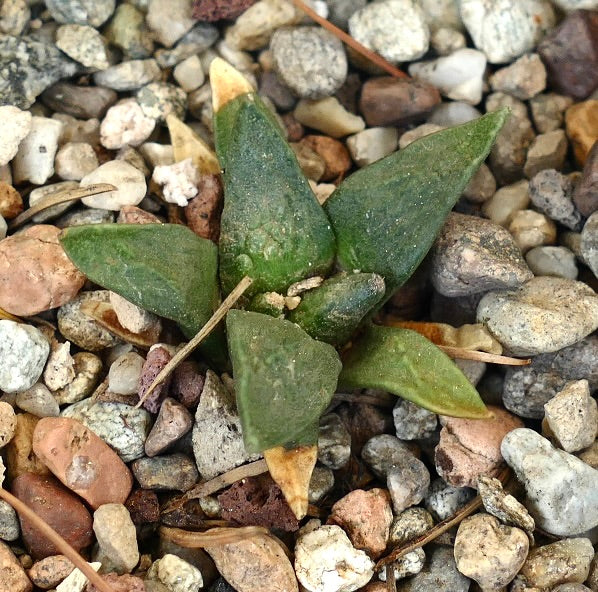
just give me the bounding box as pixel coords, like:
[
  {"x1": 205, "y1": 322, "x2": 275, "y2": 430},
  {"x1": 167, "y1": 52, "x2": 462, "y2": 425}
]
[
  {"x1": 0, "y1": 488, "x2": 115, "y2": 592},
  {"x1": 160, "y1": 525, "x2": 268, "y2": 547},
  {"x1": 438, "y1": 346, "x2": 531, "y2": 366},
  {"x1": 291, "y1": 0, "x2": 409, "y2": 78},
  {"x1": 385, "y1": 566, "x2": 398, "y2": 592}
]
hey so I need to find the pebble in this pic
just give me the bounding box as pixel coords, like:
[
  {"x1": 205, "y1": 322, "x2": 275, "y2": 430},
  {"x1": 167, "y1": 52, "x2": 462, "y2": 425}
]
[
  {"x1": 45, "y1": 0, "x2": 114, "y2": 26},
  {"x1": 529, "y1": 169, "x2": 582, "y2": 230},
  {"x1": 477, "y1": 475, "x2": 535, "y2": 534},
  {"x1": 0, "y1": 182, "x2": 23, "y2": 219},
  {"x1": 0, "y1": 541, "x2": 32, "y2": 592},
  {"x1": 92, "y1": 504, "x2": 139, "y2": 574},
  {"x1": 431, "y1": 213, "x2": 533, "y2": 297},
  {"x1": 58, "y1": 291, "x2": 121, "y2": 351},
  {"x1": 424, "y1": 478, "x2": 476, "y2": 521},
  {"x1": 12, "y1": 116, "x2": 62, "y2": 185},
  {"x1": 538, "y1": 9, "x2": 598, "y2": 100},
  {"x1": 524, "y1": 131, "x2": 568, "y2": 179},
  {"x1": 573, "y1": 142, "x2": 598, "y2": 218},
  {"x1": 0, "y1": 105, "x2": 31, "y2": 166},
  {"x1": 104, "y1": 3, "x2": 154, "y2": 59},
  {"x1": 193, "y1": 370, "x2": 262, "y2": 480},
  {"x1": 346, "y1": 127, "x2": 398, "y2": 167},
  {"x1": 361, "y1": 434, "x2": 413, "y2": 479},
  {"x1": 299, "y1": 135, "x2": 352, "y2": 181},
  {"x1": 146, "y1": 0, "x2": 195, "y2": 48},
  {"x1": 0, "y1": 499, "x2": 19, "y2": 541},
  {"x1": 428, "y1": 101, "x2": 480, "y2": 127},
  {"x1": 54, "y1": 143, "x2": 99, "y2": 181},
  {"x1": 41, "y1": 82, "x2": 117, "y2": 120},
  {"x1": 11, "y1": 473, "x2": 93, "y2": 559},
  {"x1": 318, "y1": 413, "x2": 351, "y2": 470},
  {"x1": 43, "y1": 341, "x2": 75, "y2": 392},
  {"x1": 454, "y1": 513, "x2": 529, "y2": 591},
  {"x1": 489, "y1": 53, "x2": 547, "y2": 100},
  {"x1": 55, "y1": 24, "x2": 109, "y2": 70},
  {"x1": 131, "y1": 453, "x2": 198, "y2": 491},
  {"x1": 153, "y1": 159, "x2": 200, "y2": 207},
  {"x1": 173, "y1": 55, "x2": 205, "y2": 93},
  {"x1": 430, "y1": 27, "x2": 466, "y2": 56},
  {"x1": 145, "y1": 398, "x2": 193, "y2": 457},
  {"x1": 329, "y1": 488, "x2": 393, "y2": 558},
  {"x1": 0, "y1": 321, "x2": 49, "y2": 393},
  {"x1": 459, "y1": 0, "x2": 555, "y2": 64},
  {"x1": 93, "y1": 59, "x2": 161, "y2": 92},
  {"x1": 87, "y1": 574, "x2": 145, "y2": 592},
  {"x1": 309, "y1": 465, "x2": 334, "y2": 503},
  {"x1": 525, "y1": 246, "x2": 578, "y2": 280},
  {"x1": 377, "y1": 548, "x2": 425, "y2": 582},
  {"x1": 15, "y1": 383, "x2": 60, "y2": 418},
  {"x1": 582, "y1": 202, "x2": 598, "y2": 267},
  {"x1": 398, "y1": 123, "x2": 443, "y2": 149},
  {"x1": 56, "y1": 562, "x2": 101, "y2": 592},
  {"x1": 62, "y1": 399, "x2": 151, "y2": 462},
  {"x1": 409, "y1": 48, "x2": 486, "y2": 105},
  {"x1": 136, "y1": 82, "x2": 187, "y2": 124},
  {"x1": 0, "y1": 36, "x2": 80, "y2": 109},
  {"x1": 157, "y1": 23, "x2": 219, "y2": 68},
  {"x1": 502, "y1": 428, "x2": 598, "y2": 535},
  {"x1": 147, "y1": 554, "x2": 203, "y2": 592},
  {"x1": 58, "y1": 208, "x2": 115, "y2": 228},
  {"x1": 270, "y1": 26, "x2": 347, "y2": 99},
  {"x1": 107, "y1": 352, "x2": 144, "y2": 395},
  {"x1": 28, "y1": 555, "x2": 75, "y2": 590},
  {"x1": 294, "y1": 96, "x2": 365, "y2": 138},
  {"x1": 519, "y1": 538, "x2": 594, "y2": 588},
  {"x1": 531, "y1": 92, "x2": 574, "y2": 134},
  {"x1": 387, "y1": 454, "x2": 430, "y2": 514},
  {"x1": 388, "y1": 507, "x2": 434, "y2": 546},
  {"x1": 359, "y1": 77, "x2": 440, "y2": 127},
  {"x1": 5, "y1": 413, "x2": 50, "y2": 480},
  {"x1": 125, "y1": 488, "x2": 160, "y2": 525},
  {"x1": 544, "y1": 380, "x2": 598, "y2": 452},
  {"x1": 392, "y1": 398, "x2": 437, "y2": 440},
  {"x1": 566, "y1": 100, "x2": 598, "y2": 166},
  {"x1": 349, "y1": 0, "x2": 429, "y2": 63},
  {"x1": 0, "y1": 0, "x2": 29, "y2": 36},
  {"x1": 0, "y1": 401, "x2": 16, "y2": 448},
  {"x1": 140, "y1": 142, "x2": 175, "y2": 168},
  {"x1": 170, "y1": 361, "x2": 204, "y2": 409},
  {"x1": 395, "y1": 544, "x2": 470, "y2": 592},
  {"x1": 294, "y1": 524, "x2": 375, "y2": 592},
  {"x1": 477, "y1": 277, "x2": 598, "y2": 356},
  {"x1": 32, "y1": 416, "x2": 133, "y2": 509},
  {"x1": 80, "y1": 160, "x2": 147, "y2": 210},
  {"x1": 508, "y1": 209, "x2": 557, "y2": 253},
  {"x1": 54, "y1": 352, "x2": 102, "y2": 405},
  {"x1": 100, "y1": 99, "x2": 155, "y2": 150},
  {"x1": 110, "y1": 292, "x2": 161, "y2": 335},
  {"x1": 27, "y1": 181, "x2": 77, "y2": 224},
  {"x1": 463, "y1": 164, "x2": 496, "y2": 204},
  {"x1": 138, "y1": 345, "x2": 172, "y2": 413}
]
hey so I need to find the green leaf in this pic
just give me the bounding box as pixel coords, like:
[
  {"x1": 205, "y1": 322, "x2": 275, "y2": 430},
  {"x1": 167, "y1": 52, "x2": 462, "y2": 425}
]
[
  {"x1": 339, "y1": 324, "x2": 491, "y2": 419},
  {"x1": 324, "y1": 109, "x2": 509, "y2": 298},
  {"x1": 226, "y1": 309, "x2": 342, "y2": 453},
  {"x1": 288, "y1": 272, "x2": 385, "y2": 345},
  {"x1": 60, "y1": 224, "x2": 219, "y2": 338},
  {"x1": 214, "y1": 93, "x2": 336, "y2": 297}
]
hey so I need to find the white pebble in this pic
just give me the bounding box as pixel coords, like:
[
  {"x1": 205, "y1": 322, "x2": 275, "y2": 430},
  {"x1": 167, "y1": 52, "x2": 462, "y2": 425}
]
[
  {"x1": 101, "y1": 98, "x2": 156, "y2": 150},
  {"x1": 346, "y1": 127, "x2": 398, "y2": 167},
  {"x1": 174, "y1": 55, "x2": 205, "y2": 93},
  {"x1": 294, "y1": 97, "x2": 365, "y2": 138},
  {"x1": 153, "y1": 158, "x2": 200, "y2": 207},
  {"x1": 56, "y1": 562, "x2": 101, "y2": 592},
  {"x1": 110, "y1": 292, "x2": 162, "y2": 335},
  {"x1": 108, "y1": 352, "x2": 145, "y2": 396},
  {"x1": 147, "y1": 554, "x2": 203, "y2": 592},
  {"x1": 43, "y1": 340, "x2": 75, "y2": 391},
  {"x1": 0, "y1": 105, "x2": 31, "y2": 166},
  {"x1": 55, "y1": 142, "x2": 100, "y2": 181}
]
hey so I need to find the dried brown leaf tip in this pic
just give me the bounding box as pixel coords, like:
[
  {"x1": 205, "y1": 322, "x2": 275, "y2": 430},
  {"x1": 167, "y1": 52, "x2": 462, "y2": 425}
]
[{"x1": 210, "y1": 57, "x2": 254, "y2": 113}]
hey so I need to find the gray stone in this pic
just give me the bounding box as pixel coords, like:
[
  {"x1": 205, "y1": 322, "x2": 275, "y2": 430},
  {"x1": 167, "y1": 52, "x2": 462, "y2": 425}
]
[
  {"x1": 93, "y1": 503, "x2": 139, "y2": 574},
  {"x1": 146, "y1": 0, "x2": 195, "y2": 48},
  {"x1": 15, "y1": 383, "x2": 60, "y2": 418},
  {"x1": 145, "y1": 398, "x2": 193, "y2": 457},
  {"x1": 393, "y1": 399, "x2": 437, "y2": 440},
  {"x1": 529, "y1": 169, "x2": 582, "y2": 231},
  {"x1": 530, "y1": 92, "x2": 574, "y2": 134},
  {"x1": 428, "y1": 101, "x2": 481, "y2": 127},
  {"x1": 56, "y1": 24, "x2": 110, "y2": 70},
  {"x1": 308, "y1": 465, "x2": 334, "y2": 504},
  {"x1": 45, "y1": 0, "x2": 115, "y2": 26},
  {"x1": 0, "y1": 499, "x2": 18, "y2": 541},
  {"x1": 524, "y1": 130, "x2": 568, "y2": 179},
  {"x1": 56, "y1": 208, "x2": 115, "y2": 228},
  {"x1": 431, "y1": 212, "x2": 533, "y2": 297},
  {"x1": 0, "y1": 36, "x2": 80, "y2": 109},
  {"x1": 58, "y1": 290, "x2": 121, "y2": 351},
  {"x1": 378, "y1": 548, "x2": 425, "y2": 582},
  {"x1": 389, "y1": 507, "x2": 434, "y2": 546},
  {"x1": 155, "y1": 23, "x2": 219, "y2": 68},
  {"x1": 348, "y1": 0, "x2": 429, "y2": 64},
  {"x1": 93, "y1": 59, "x2": 161, "y2": 92},
  {"x1": 502, "y1": 428, "x2": 598, "y2": 536},
  {"x1": 525, "y1": 246, "x2": 578, "y2": 280},
  {"x1": 424, "y1": 477, "x2": 476, "y2": 521},
  {"x1": 326, "y1": 0, "x2": 367, "y2": 29},
  {"x1": 41, "y1": 82, "x2": 117, "y2": 120},
  {"x1": 489, "y1": 53, "x2": 547, "y2": 100},
  {"x1": 192, "y1": 370, "x2": 261, "y2": 480},
  {"x1": 430, "y1": 27, "x2": 466, "y2": 56},
  {"x1": 62, "y1": 399, "x2": 151, "y2": 462},
  {"x1": 271, "y1": 26, "x2": 347, "y2": 99},
  {"x1": 131, "y1": 453, "x2": 199, "y2": 491},
  {"x1": 581, "y1": 211, "x2": 598, "y2": 278},
  {"x1": 136, "y1": 82, "x2": 187, "y2": 123},
  {"x1": 477, "y1": 277, "x2": 598, "y2": 356},
  {"x1": 104, "y1": 3, "x2": 154, "y2": 59},
  {"x1": 361, "y1": 434, "x2": 413, "y2": 479},
  {"x1": 318, "y1": 413, "x2": 351, "y2": 470},
  {"x1": 0, "y1": 321, "x2": 49, "y2": 393},
  {"x1": 387, "y1": 456, "x2": 430, "y2": 514}
]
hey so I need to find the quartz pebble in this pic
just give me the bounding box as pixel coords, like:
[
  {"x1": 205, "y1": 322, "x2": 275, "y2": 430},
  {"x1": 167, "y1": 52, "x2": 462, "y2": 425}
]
[
  {"x1": 0, "y1": 105, "x2": 31, "y2": 166},
  {"x1": 348, "y1": 0, "x2": 429, "y2": 64},
  {"x1": 392, "y1": 398, "x2": 437, "y2": 440},
  {"x1": 54, "y1": 353, "x2": 103, "y2": 405},
  {"x1": 508, "y1": 209, "x2": 557, "y2": 253},
  {"x1": 477, "y1": 277, "x2": 598, "y2": 356},
  {"x1": 92, "y1": 504, "x2": 139, "y2": 574},
  {"x1": 108, "y1": 352, "x2": 145, "y2": 395},
  {"x1": 100, "y1": 99, "x2": 155, "y2": 149},
  {"x1": 32, "y1": 416, "x2": 133, "y2": 509},
  {"x1": 56, "y1": 562, "x2": 101, "y2": 592},
  {"x1": 131, "y1": 453, "x2": 198, "y2": 492},
  {"x1": 502, "y1": 428, "x2": 598, "y2": 535},
  {"x1": 524, "y1": 131, "x2": 568, "y2": 179},
  {"x1": 110, "y1": 292, "x2": 161, "y2": 335},
  {"x1": 153, "y1": 158, "x2": 200, "y2": 207},
  {"x1": 318, "y1": 413, "x2": 351, "y2": 470},
  {"x1": 489, "y1": 53, "x2": 546, "y2": 100},
  {"x1": 544, "y1": 380, "x2": 598, "y2": 452},
  {"x1": 0, "y1": 0, "x2": 29, "y2": 36},
  {"x1": 424, "y1": 478, "x2": 475, "y2": 521},
  {"x1": 147, "y1": 554, "x2": 203, "y2": 592},
  {"x1": 525, "y1": 246, "x2": 578, "y2": 280},
  {"x1": 409, "y1": 48, "x2": 486, "y2": 105},
  {"x1": 28, "y1": 555, "x2": 75, "y2": 590},
  {"x1": 529, "y1": 169, "x2": 582, "y2": 230},
  {"x1": 294, "y1": 97, "x2": 365, "y2": 138},
  {"x1": 271, "y1": 26, "x2": 347, "y2": 99},
  {"x1": 430, "y1": 27, "x2": 466, "y2": 56},
  {"x1": 0, "y1": 541, "x2": 32, "y2": 592},
  {"x1": 145, "y1": 398, "x2": 193, "y2": 457},
  {"x1": 398, "y1": 123, "x2": 443, "y2": 149},
  {"x1": 174, "y1": 55, "x2": 205, "y2": 93},
  {"x1": 146, "y1": 0, "x2": 195, "y2": 48},
  {"x1": 294, "y1": 524, "x2": 374, "y2": 592},
  {"x1": 454, "y1": 513, "x2": 529, "y2": 591},
  {"x1": 346, "y1": 127, "x2": 398, "y2": 167},
  {"x1": 55, "y1": 143, "x2": 99, "y2": 181},
  {"x1": 43, "y1": 341, "x2": 75, "y2": 392},
  {"x1": 428, "y1": 101, "x2": 480, "y2": 126}
]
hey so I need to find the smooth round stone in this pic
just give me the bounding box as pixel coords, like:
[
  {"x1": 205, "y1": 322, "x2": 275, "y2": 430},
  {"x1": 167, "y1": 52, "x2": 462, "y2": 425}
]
[
  {"x1": 28, "y1": 556, "x2": 76, "y2": 590},
  {"x1": 55, "y1": 143, "x2": 99, "y2": 182},
  {"x1": 93, "y1": 504, "x2": 139, "y2": 574},
  {"x1": 131, "y1": 453, "x2": 199, "y2": 492},
  {"x1": 348, "y1": 0, "x2": 429, "y2": 64},
  {"x1": 0, "y1": 321, "x2": 49, "y2": 393},
  {"x1": 16, "y1": 383, "x2": 60, "y2": 418},
  {"x1": 45, "y1": 0, "x2": 115, "y2": 26},
  {"x1": 477, "y1": 277, "x2": 598, "y2": 356},
  {"x1": 428, "y1": 101, "x2": 481, "y2": 126},
  {"x1": 525, "y1": 246, "x2": 578, "y2": 280},
  {"x1": 430, "y1": 27, "x2": 466, "y2": 55},
  {"x1": 93, "y1": 59, "x2": 161, "y2": 92},
  {"x1": 108, "y1": 352, "x2": 145, "y2": 395},
  {"x1": 346, "y1": 127, "x2": 398, "y2": 167},
  {"x1": 508, "y1": 209, "x2": 557, "y2": 253},
  {"x1": 270, "y1": 26, "x2": 347, "y2": 99},
  {"x1": 482, "y1": 180, "x2": 530, "y2": 227},
  {"x1": 144, "y1": 398, "x2": 193, "y2": 458}
]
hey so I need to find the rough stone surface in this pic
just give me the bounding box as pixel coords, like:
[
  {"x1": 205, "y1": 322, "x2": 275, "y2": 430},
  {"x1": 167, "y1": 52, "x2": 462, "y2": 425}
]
[
  {"x1": 377, "y1": 548, "x2": 425, "y2": 582},
  {"x1": 5, "y1": 413, "x2": 49, "y2": 480},
  {"x1": 28, "y1": 555, "x2": 75, "y2": 590},
  {"x1": 388, "y1": 507, "x2": 434, "y2": 546},
  {"x1": 581, "y1": 211, "x2": 598, "y2": 278},
  {"x1": 529, "y1": 169, "x2": 582, "y2": 231},
  {"x1": 387, "y1": 455, "x2": 430, "y2": 514},
  {"x1": 573, "y1": 141, "x2": 598, "y2": 217},
  {"x1": 0, "y1": 182, "x2": 23, "y2": 219},
  {"x1": 531, "y1": 92, "x2": 574, "y2": 133},
  {"x1": 524, "y1": 130, "x2": 568, "y2": 179},
  {"x1": 153, "y1": 158, "x2": 200, "y2": 207},
  {"x1": 392, "y1": 398, "x2": 437, "y2": 440},
  {"x1": 136, "y1": 82, "x2": 187, "y2": 124},
  {"x1": 431, "y1": 212, "x2": 533, "y2": 297},
  {"x1": 0, "y1": 540, "x2": 32, "y2": 592},
  {"x1": 131, "y1": 453, "x2": 199, "y2": 492},
  {"x1": 54, "y1": 352, "x2": 102, "y2": 405},
  {"x1": 0, "y1": 401, "x2": 16, "y2": 448},
  {"x1": 489, "y1": 53, "x2": 547, "y2": 100},
  {"x1": 93, "y1": 59, "x2": 161, "y2": 92},
  {"x1": 566, "y1": 99, "x2": 598, "y2": 166},
  {"x1": 145, "y1": 397, "x2": 193, "y2": 457},
  {"x1": 424, "y1": 478, "x2": 476, "y2": 521},
  {"x1": 92, "y1": 504, "x2": 139, "y2": 574},
  {"x1": 146, "y1": 0, "x2": 195, "y2": 48},
  {"x1": 361, "y1": 434, "x2": 413, "y2": 479},
  {"x1": 0, "y1": 499, "x2": 19, "y2": 541},
  {"x1": 146, "y1": 553, "x2": 203, "y2": 592},
  {"x1": 55, "y1": 24, "x2": 109, "y2": 70},
  {"x1": 0, "y1": 106, "x2": 31, "y2": 166},
  {"x1": 318, "y1": 413, "x2": 351, "y2": 470},
  {"x1": 502, "y1": 428, "x2": 598, "y2": 536},
  {"x1": 100, "y1": 99, "x2": 155, "y2": 149}
]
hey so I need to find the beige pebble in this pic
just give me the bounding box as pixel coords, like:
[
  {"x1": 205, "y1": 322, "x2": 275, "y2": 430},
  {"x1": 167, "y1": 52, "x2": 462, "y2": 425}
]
[
  {"x1": 294, "y1": 97, "x2": 365, "y2": 138},
  {"x1": 508, "y1": 209, "x2": 557, "y2": 253},
  {"x1": 5, "y1": 413, "x2": 50, "y2": 480}
]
